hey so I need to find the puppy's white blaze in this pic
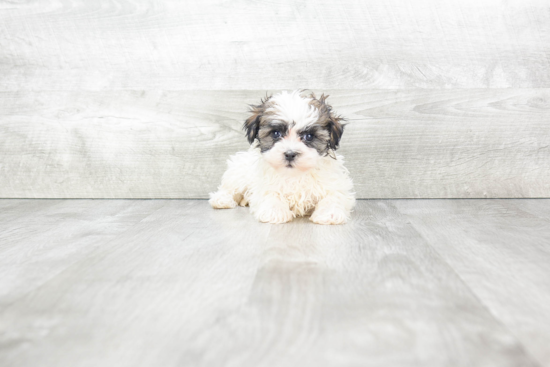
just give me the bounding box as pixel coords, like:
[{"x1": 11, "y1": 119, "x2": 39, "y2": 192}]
[
  {"x1": 268, "y1": 90, "x2": 319, "y2": 129},
  {"x1": 282, "y1": 130, "x2": 301, "y2": 148},
  {"x1": 284, "y1": 129, "x2": 300, "y2": 141}
]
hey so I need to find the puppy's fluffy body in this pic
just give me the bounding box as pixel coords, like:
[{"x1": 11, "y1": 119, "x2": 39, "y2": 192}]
[{"x1": 209, "y1": 91, "x2": 355, "y2": 224}]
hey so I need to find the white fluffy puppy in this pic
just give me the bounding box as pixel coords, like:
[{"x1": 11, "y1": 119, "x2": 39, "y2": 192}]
[{"x1": 209, "y1": 90, "x2": 355, "y2": 224}]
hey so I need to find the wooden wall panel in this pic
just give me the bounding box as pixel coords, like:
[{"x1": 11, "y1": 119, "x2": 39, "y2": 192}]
[
  {"x1": 1, "y1": 90, "x2": 549, "y2": 198},
  {"x1": 1, "y1": 0, "x2": 549, "y2": 198},
  {"x1": 0, "y1": 0, "x2": 549, "y2": 90}
]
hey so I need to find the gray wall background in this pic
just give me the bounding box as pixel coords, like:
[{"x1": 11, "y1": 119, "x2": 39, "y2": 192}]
[{"x1": 1, "y1": 0, "x2": 549, "y2": 198}]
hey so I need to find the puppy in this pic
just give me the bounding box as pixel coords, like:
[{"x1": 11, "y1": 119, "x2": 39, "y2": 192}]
[{"x1": 209, "y1": 90, "x2": 355, "y2": 224}]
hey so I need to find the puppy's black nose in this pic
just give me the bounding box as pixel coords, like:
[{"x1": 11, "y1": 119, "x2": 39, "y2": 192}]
[{"x1": 284, "y1": 150, "x2": 298, "y2": 161}]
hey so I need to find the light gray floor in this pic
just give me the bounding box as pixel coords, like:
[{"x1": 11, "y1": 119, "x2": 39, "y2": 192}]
[{"x1": 1, "y1": 199, "x2": 549, "y2": 367}]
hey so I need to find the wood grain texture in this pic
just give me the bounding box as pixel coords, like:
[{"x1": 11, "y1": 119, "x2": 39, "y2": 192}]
[
  {"x1": 0, "y1": 199, "x2": 543, "y2": 367},
  {"x1": 395, "y1": 199, "x2": 550, "y2": 366},
  {"x1": 1, "y1": 90, "x2": 549, "y2": 198},
  {"x1": 0, "y1": 0, "x2": 549, "y2": 90},
  {"x1": 0, "y1": 199, "x2": 166, "y2": 307}
]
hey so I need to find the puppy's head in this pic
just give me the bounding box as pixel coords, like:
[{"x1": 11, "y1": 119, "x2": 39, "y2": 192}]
[{"x1": 243, "y1": 90, "x2": 345, "y2": 172}]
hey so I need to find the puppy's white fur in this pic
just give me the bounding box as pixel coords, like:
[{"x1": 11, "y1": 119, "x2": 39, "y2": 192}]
[{"x1": 209, "y1": 91, "x2": 355, "y2": 225}]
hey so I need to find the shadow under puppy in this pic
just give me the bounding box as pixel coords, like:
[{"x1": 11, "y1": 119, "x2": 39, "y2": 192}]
[{"x1": 209, "y1": 90, "x2": 355, "y2": 224}]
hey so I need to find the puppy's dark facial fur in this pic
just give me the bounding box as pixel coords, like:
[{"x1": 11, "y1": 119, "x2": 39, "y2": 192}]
[
  {"x1": 308, "y1": 93, "x2": 345, "y2": 151},
  {"x1": 243, "y1": 92, "x2": 345, "y2": 156},
  {"x1": 257, "y1": 120, "x2": 289, "y2": 153},
  {"x1": 296, "y1": 124, "x2": 331, "y2": 156}
]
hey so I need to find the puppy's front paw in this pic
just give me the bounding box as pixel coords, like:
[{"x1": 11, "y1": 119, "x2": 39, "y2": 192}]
[
  {"x1": 310, "y1": 207, "x2": 348, "y2": 225},
  {"x1": 236, "y1": 195, "x2": 249, "y2": 207},
  {"x1": 209, "y1": 191, "x2": 237, "y2": 209},
  {"x1": 255, "y1": 204, "x2": 294, "y2": 224}
]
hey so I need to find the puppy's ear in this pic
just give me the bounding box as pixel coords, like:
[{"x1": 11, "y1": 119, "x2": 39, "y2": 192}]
[
  {"x1": 317, "y1": 94, "x2": 346, "y2": 151},
  {"x1": 328, "y1": 115, "x2": 345, "y2": 150},
  {"x1": 243, "y1": 96, "x2": 270, "y2": 144},
  {"x1": 243, "y1": 106, "x2": 262, "y2": 144}
]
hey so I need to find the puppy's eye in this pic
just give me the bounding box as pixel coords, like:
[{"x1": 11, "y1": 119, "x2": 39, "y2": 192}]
[
  {"x1": 271, "y1": 130, "x2": 282, "y2": 139},
  {"x1": 303, "y1": 133, "x2": 314, "y2": 142}
]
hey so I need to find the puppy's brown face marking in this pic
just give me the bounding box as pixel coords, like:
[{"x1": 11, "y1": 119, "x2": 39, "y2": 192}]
[
  {"x1": 307, "y1": 93, "x2": 345, "y2": 152},
  {"x1": 257, "y1": 119, "x2": 289, "y2": 153},
  {"x1": 295, "y1": 124, "x2": 331, "y2": 156},
  {"x1": 243, "y1": 91, "x2": 345, "y2": 170}
]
